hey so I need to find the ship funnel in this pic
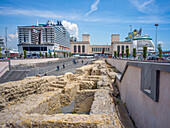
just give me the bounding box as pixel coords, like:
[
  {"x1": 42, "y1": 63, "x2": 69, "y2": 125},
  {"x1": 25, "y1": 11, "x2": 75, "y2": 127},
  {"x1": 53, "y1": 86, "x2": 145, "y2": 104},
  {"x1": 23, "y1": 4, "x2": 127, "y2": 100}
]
[{"x1": 139, "y1": 28, "x2": 142, "y2": 36}]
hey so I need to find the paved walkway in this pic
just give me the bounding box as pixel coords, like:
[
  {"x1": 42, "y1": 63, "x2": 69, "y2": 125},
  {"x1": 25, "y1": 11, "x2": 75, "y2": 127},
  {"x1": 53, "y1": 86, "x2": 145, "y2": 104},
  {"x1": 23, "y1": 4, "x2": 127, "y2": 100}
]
[{"x1": 47, "y1": 59, "x2": 94, "y2": 76}]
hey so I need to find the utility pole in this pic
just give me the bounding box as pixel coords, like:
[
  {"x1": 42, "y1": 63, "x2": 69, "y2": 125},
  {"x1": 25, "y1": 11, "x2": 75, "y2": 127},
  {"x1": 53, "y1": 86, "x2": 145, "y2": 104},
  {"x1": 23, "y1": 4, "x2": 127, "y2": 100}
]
[
  {"x1": 155, "y1": 24, "x2": 159, "y2": 52},
  {"x1": 5, "y1": 27, "x2": 8, "y2": 58}
]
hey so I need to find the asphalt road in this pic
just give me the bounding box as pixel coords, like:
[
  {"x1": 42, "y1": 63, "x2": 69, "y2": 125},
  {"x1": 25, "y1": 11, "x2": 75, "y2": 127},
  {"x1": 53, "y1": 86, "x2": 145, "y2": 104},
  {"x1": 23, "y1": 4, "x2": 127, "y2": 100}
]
[{"x1": 47, "y1": 59, "x2": 94, "y2": 76}]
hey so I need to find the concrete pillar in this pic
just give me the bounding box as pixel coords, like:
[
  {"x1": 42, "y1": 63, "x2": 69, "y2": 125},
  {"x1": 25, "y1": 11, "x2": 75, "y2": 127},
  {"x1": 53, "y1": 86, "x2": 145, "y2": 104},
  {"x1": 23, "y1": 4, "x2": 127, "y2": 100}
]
[
  {"x1": 41, "y1": 30, "x2": 43, "y2": 44},
  {"x1": 29, "y1": 30, "x2": 31, "y2": 44}
]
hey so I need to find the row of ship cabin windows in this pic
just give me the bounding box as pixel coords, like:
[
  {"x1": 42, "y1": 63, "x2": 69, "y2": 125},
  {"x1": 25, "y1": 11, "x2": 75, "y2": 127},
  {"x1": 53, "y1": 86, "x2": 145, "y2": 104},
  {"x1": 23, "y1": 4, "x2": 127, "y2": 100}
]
[
  {"x1": 117, "y1": 45, "x2": 129, "y2": 51},
  {"x1": 92, "y1": 48, "x2": 110, "y2": 52},
  {"x1": 74, "y1": 45, "x2": 85, "y2": 53}
]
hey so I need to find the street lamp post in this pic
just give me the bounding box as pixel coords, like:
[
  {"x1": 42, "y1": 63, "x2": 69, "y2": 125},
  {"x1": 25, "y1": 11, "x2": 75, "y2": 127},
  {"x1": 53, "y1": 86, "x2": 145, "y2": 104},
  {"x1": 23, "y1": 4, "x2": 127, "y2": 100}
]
[
  {"x1": 5, "y1": 27, "x2": 8, "y2": 58},
  {"x1": 155, "y1": 24, "x2": 159, "y2": 52}
]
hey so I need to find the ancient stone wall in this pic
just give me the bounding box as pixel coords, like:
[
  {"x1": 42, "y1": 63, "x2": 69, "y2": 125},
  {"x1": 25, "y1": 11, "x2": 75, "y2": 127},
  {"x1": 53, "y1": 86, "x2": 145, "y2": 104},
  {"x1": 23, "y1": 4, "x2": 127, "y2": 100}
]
[{"x1": 0, "y1": 60, "x2": 127, "y2": 128}]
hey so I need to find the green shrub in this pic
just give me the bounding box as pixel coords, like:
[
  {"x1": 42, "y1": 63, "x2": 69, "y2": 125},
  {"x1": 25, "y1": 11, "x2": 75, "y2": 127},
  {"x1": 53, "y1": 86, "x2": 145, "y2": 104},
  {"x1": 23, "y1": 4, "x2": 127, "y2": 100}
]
[
  {"x1": 69, "y1": 52, "x2": 72, "y2": 57},
  {"x1": 40, "y1": 52, "x2": 42, "y2": 57},
  {"x1": 50, "y1": 52, "x2": 52, "y2": 58},
  {"x1": 143, "y1": 46, "x2": 147, "y2": 59},
  {"x1": 121, "y1": 50, "x2": 124, "y2": 58},
  {"x1": 158, "y1": 44, "x2": 162, "y2": 59},
  {"x1": 133, "y1": 48, "x2": 136, "y2": 58},
  {"x1": 114, "y1": 51, "x2": 117, "y2": 57},
  {"x1": 54, "y1": 52, "x2": 56, "y2": 58},
  {"x1": 45, "y1": 52, "x2": 48, "y2": 58},
  {"x1": 117, "y1": 51, "x2": 120, "y2": 57},
  {"x1": 126, "y1": 48, "x2": 129, "y2": 58},
  {"x1": 24, "y1": 50, "x2": 27, "y2": 58}
]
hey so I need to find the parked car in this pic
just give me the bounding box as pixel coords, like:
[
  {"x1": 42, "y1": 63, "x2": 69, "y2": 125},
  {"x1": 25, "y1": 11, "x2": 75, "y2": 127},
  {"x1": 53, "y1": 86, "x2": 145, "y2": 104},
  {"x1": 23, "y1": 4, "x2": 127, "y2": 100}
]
[
  {"x1": 160, "y1": 57, "x2": 166, "y2": 61},
  {"x1": 147, "y1": 56, "x2": 159, "y2": 61},
  {"x1": 167, "y1": 57, "x2": 170, "y2": 62}
]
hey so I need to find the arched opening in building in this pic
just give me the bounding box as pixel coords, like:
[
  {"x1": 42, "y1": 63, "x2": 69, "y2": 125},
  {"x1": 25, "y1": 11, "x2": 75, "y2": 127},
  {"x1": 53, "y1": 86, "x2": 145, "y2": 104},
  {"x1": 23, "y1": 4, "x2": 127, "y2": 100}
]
[
  {"x1": 122, "y1": 45, "x2": 124, "y2": 51},
  {"x1": 117, "y1": 45, "x2": 120, "y2": 52},
  {"x1": 126, "y1": 45, "x2": 129, "y2": 49},
  {"x1": 74, "y1": 45, "x2": 77, "y2": 53},
  {"x1": 78, "y1": 45, "x2": 81, "y2": 53},
  {"x1": 82, "y1": 45, "x2": 85, "y2": 53}
]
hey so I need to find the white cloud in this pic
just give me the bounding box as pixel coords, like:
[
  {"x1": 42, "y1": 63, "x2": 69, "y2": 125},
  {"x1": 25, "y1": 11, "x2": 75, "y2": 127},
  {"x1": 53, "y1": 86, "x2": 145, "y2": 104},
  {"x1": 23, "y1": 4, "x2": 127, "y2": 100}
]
[
  {"x1": 86, "y1": 0, "x2": 100, "y2": 16},
  {"x1": 129, "y1": 0, "x2": 158, "y2": 14},
  {"x1": 0, "y1": 8, "x2": 79, "y2": 20},
  {"x1": 61, "y1": 20, "x2": 79, "y2": 38},
  {"x1": 8, "y1": 33, "x2": 18, "y2": 40}
]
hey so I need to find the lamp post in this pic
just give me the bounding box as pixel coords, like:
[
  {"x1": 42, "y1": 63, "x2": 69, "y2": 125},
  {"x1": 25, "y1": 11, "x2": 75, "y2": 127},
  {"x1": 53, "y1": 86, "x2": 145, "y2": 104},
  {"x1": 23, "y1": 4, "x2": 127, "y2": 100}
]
[
  {"x1": 5, "y1": 27, "x2": 8, "y2": 58},
  {"x1": 155, "y1": 24, "x2": 159, "y2": 52}
]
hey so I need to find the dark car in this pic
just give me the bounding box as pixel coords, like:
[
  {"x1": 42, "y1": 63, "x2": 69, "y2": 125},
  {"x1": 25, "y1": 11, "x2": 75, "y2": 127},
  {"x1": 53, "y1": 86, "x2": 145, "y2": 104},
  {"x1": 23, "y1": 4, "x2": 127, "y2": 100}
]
[
  {"x1": 160, "y1": 57, "x2": 166, "y2": 61},
  {"x1": 147, "y1": 56, "x2": 159, "y2": 61}
]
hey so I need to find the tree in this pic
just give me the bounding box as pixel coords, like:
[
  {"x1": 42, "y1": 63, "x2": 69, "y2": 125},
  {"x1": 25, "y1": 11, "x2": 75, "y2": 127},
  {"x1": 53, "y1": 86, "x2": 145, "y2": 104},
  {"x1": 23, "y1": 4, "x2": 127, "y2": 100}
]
[
  {"x1": 143, "y1": 46, "x2": 147, "y2": 60},
  {"x1": 24, "y1": 50, "x2": 27, "y2": 58},
  {"x1": 50, "y1": 52, "x2": 52, "y2": 58},
  {"x1": 69, "y1": 52, "x2": 72, "y2": 57},
  {"x1": 133, "y1": 48, "x2": 136, "y2": 59},
  {"x1": 157, "y1": 44, "x2": 162, "y2": 59},
  {"x1": 121, "y1": 50, "x2": 124, "y2": 58},
  {"x1": 54, "y1": 52, "x2": 56, "y2": 58},
  {"x1": 45, "y1": 52, "x2": 48, "y2": 58},
  {"x1": 114, "y1": 51, "x2": 117, "y2": 58},
  {"x1": 117, "y1": 51, "x2": 120, "y2": 57},
  {"x1": 40, "y1": 52, "x2": 42, "y2": 57},
  {"x1": 126, "y1": 48, "x2": 129, "y2": 59}
]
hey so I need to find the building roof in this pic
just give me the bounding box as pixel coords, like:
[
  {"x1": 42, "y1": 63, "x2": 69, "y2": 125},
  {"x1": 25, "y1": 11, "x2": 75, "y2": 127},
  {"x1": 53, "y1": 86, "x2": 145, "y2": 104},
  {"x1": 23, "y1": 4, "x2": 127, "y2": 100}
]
[
  {"x1": 111, "y1": 41, "x2": 133, "y2": 45},
  {"x1": 70, "y1": 41, "x2": 90, "y2": 44}
]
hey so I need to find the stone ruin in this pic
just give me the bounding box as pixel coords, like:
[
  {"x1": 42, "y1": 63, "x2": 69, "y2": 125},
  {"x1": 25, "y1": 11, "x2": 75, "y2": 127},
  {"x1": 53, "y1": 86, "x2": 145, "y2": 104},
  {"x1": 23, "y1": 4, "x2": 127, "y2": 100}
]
[{"x1": 0, "y1": 60, "x2": 132, "y2": 128}]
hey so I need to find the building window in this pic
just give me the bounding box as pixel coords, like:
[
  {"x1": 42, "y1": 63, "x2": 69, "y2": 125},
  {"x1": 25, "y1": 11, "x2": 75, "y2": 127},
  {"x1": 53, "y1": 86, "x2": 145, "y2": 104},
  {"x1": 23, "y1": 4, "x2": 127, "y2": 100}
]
[
  {"x1": 126, "y1": 45, "x2": 129, "y2": 49},
  {"x1": 92, "y1": 48, "x2": 94, "y2": 52},
  {"x1": 100, "y1": 48, "x2": 102, "y2": 52},
  {"x1": 74, "y1": 45, "x2": 76, "y2": 53},
  {"x1": 105, "y1": 48, "x2": 107, "y2": 52},
  {"x1": 78, "y1": 45, "x2": 81, "y2": 53},
  {"x1": 122, "y1": 45, "x2": 124, "y2": 51},
  {"x1": 108, "y1": 48, "x2": 110, "y2": 52},
  {"x1": 82, "y1": 45, "x2": 85, "y2": 53},
  {"x1": 117, "y1": 46, "x2": 120, "y2": 52}
]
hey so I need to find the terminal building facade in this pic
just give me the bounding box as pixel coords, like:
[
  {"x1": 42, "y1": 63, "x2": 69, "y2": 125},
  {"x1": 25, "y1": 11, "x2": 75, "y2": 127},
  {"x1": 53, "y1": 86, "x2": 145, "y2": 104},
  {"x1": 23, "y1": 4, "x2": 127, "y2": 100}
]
[
  {"x1": 70, "y1": 34, "x2": 132, "y2": 57},
  {"x1": 18, "y1": 20, "x2": 70, "y2": 57},
  {"x1": 71, "y1": 29, "x2": 155, "y2": 57}
]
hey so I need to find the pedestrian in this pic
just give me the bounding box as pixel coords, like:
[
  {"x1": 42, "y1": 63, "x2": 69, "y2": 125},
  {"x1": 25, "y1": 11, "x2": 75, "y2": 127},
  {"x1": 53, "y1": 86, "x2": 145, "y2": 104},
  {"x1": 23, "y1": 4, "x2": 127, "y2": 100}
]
[
  {"x1": 81, "y1": 60, "x2": 83, "y2": 64},
  {"x1": 57, "y1": 66, "x2": 59, "y2": 71},
  {"x1": 63, "y1": 63, "x2": 65, "y2": 69}
]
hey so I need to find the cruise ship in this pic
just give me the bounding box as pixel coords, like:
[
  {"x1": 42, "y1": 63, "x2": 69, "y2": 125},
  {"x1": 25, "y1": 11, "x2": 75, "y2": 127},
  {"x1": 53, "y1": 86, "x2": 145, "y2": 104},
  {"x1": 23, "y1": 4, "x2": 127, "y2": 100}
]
[{"x1": 125, "y1": 29, "x2": 155, "y2": 54}]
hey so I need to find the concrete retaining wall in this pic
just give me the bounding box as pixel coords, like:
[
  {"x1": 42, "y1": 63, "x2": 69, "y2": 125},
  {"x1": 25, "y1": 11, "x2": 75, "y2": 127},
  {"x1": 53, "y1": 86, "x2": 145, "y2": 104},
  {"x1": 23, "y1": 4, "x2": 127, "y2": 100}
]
[
  {"x1": 105, "y1": 58, "x2": 170, "y2": 128},
  {"x1": 103, "y1": 58, "x2": 128, "y2": 73}
]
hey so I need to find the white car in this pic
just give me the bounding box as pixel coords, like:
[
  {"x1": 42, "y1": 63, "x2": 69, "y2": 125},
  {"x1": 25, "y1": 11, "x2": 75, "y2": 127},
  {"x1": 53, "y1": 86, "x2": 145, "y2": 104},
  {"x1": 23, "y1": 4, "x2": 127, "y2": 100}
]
[{"x1": 167, "y1": 57, "x2": 170, "y2": 62}]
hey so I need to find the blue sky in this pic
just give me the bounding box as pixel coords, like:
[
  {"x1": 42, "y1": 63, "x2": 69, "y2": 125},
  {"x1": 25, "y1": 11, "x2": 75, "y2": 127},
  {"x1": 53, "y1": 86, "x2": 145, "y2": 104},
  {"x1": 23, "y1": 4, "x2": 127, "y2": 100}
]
[{"x1": 0, "y1": 0, "x2": 170, "y2": 50}]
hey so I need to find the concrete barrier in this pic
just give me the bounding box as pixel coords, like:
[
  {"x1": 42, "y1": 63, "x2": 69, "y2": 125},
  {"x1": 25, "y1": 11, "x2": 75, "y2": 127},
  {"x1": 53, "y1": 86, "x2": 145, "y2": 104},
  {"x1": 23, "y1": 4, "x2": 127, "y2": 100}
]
[{"x1": 105, "y1": 58, "x2": 170, "y2": 128}]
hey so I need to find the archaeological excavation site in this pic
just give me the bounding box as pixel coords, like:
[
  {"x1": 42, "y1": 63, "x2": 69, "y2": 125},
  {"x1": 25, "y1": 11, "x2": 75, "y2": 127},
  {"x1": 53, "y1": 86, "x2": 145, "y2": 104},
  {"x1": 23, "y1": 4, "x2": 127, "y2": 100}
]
[{"x1": 0, "y1": 60, "x2": 134, "y2": 128}]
